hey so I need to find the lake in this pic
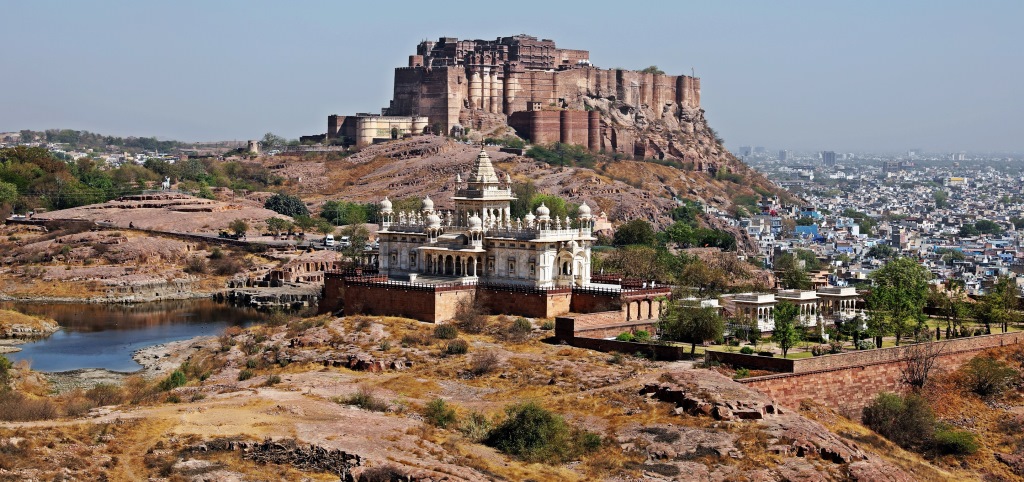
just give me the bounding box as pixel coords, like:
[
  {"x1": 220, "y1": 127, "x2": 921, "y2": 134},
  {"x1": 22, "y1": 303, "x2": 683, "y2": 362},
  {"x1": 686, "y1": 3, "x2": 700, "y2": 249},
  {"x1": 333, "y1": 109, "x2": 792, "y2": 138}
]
[{"x1": 4, "y1": 299, "x2": 269, "y2": 372}]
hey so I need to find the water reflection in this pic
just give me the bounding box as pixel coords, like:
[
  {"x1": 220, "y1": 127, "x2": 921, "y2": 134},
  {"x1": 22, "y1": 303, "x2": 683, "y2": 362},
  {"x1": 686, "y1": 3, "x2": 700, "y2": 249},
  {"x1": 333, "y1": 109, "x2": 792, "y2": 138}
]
[{"x1": 4, "y1": 299, "x2": 268, "y2": 372}]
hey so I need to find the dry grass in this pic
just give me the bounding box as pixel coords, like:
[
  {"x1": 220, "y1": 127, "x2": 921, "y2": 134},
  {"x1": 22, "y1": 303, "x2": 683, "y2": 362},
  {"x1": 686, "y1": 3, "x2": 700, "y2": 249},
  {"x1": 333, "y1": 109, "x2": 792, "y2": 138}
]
[{"x1": 798, "y1": 400, "x2": 965, "y2": 481}]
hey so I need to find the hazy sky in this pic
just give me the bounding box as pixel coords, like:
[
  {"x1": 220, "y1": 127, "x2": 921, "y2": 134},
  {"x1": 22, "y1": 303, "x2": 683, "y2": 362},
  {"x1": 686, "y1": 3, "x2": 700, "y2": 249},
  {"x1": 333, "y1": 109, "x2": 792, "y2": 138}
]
[{"x1": 2, "y1": 1, "x2": 1020, "y2": 152}]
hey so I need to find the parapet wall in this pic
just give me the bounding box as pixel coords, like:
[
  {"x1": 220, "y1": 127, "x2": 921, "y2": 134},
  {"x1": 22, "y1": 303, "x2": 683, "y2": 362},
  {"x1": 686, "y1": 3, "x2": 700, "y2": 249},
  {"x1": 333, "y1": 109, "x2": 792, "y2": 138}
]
[
  {"x1": 726, "y1": 332, "x2": 1024, "y2": 417},
  {"x1": 480, "y1": 285, "x2": 571, "y2": 319}
]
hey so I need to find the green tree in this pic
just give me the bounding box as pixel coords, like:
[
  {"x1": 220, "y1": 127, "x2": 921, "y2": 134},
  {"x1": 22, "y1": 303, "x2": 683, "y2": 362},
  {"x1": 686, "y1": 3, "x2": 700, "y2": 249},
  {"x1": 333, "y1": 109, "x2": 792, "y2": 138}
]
[
  {"x1": 678, "y1": 258, "x2": 727, "y2": 297},
  {"x1": 0, "y1": 355, "x2": 11, "y2": 391},
  {"x1": 261, "y1": 132, "x2": 285, "y2": 148},
  {"x1": 599, "y1": 245, "x2": 669, "y2": 282},
  {"x1": 975, "y1": 276, "x2": 1019, "y2": 333},
  {"x1": 613, "y1": 219, "x2": 657, "y2": 247},
  {"x1": 0, "y1": 181, "x2": 18, "y2": 206},
  {"x1": 264, "y1": 193, "x2": 308, "y2": 217},
  {"x1": 485, "y1": 402, "x2": 599, "y2": 463},
  {"x1": 867, "y1": 257, "x2": 931, "y2": 346},
  {"x1": 933, "y1": 190, "x2": 949, "y2": 209},
  {"x1": 973, "y1": 219, "x2": 1002, "y2": 235},
  {"x1": 660, "y1": 300, "x2": 725, "y2": 356},
  {"x1": 867, "y1": 244, "x2": 896, "y2": 260},
  {"x1": 228, "y1": 219, "x2": 249, "y2": 237},
  {"x1": 640, "y1": 65, "x2": 665, "y2": 75},
  {"x1": 862, "y1": 392, "x2": 935, "y2": 450},
  {"x1": 780, "y1": 265, "x2": 812, "y2": 290},
  {"x1": 771, "y1": 301, "x2": 802, "y2": 357},
  {"x1": 293, "y1": 214, "x2": 316, "y2": 233},
  {"x1": 321, "y1": 200, "x2": 371, "y2": 226},
  {"x1": 314, "y1": 217, "x2": 335, "y2": 236},
  {"x1": 265, "y1": 217, "x2": 289, "y2": 237},
  {"x1": 339, "y1": 224, "x2": 369, "y2": 258}
]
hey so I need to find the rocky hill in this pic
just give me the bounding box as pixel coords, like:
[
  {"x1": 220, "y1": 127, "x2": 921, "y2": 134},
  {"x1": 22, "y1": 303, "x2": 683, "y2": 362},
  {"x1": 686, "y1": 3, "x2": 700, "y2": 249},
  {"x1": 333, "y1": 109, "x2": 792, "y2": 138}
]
[{"x1": 272, "y1": 135, "x2": 791, "y2": 251}]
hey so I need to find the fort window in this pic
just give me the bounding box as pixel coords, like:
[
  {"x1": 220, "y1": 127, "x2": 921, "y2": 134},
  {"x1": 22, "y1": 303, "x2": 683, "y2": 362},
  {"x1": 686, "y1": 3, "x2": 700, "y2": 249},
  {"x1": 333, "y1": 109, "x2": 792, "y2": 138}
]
[
  {"x1": 409, "y1": 253, "x2": 417, "y2": 267},
  {"x1": 508, "y1": 259, "x2": 516, "y2": 274},
  {"x1": 529, "y1": 263, "x2": 536, "y2": 276}
]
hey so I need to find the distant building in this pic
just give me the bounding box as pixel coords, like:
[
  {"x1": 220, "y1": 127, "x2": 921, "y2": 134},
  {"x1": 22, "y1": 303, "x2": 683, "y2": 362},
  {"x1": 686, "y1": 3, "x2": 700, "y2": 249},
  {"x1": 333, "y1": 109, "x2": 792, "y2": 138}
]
[
  {"x1": 739, "y1": 146, "x2": 752, "y2": 156},
  {"x1": 778, "y1": 150, "x2": 790, "y2": 162},
  {"x1": 821, "y1": 151, "x2": 836, "y2": 167}
]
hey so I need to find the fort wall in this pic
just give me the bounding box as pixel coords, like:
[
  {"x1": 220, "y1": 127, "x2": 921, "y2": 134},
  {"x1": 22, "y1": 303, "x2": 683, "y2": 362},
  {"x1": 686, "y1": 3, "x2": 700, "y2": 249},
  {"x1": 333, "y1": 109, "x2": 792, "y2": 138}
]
[
  {"x1": 725, "y1": 332, "x2": 1024, "y2": 416},
  {"x1": 481, "y1": 287, "x2": 572, "y2": 319},
  {"x1": 340, "y1": 282, "x2": 475, "y2": 323}
]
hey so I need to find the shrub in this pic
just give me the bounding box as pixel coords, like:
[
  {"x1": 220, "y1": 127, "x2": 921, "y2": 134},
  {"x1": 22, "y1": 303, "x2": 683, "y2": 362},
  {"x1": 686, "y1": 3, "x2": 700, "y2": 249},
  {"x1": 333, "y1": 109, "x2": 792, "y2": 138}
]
[
  {"x1": 210, "y1": 257, "x2": 245, "y2": 276},
  {"x1": 856, "y1": 340, "x2": 875, "y2": 350},
  {"x1": 445, "y1": 339, "x2": 469, "y2": 356},
  {"x1": 85, "y1": 383, "x2": 124, "y2": 406},
  {"x1": 401, "y1": 332, "x2": 429, "y2": 347},
  {"x1": 183, "y1": 256, "x2": 207, "y2": 274},
  {"x1": 757, "y1": 351, "x2": 774, "y2": 357},
  {"x1": 932, "y1": 427, "x2": 978, "y2": 455},
  {"x1": 505, "y1": 318, "x2": 532, "y2": 342},
  {"x1": 0, "y1": 391, "x2": 59, "y2": 421},
  {"x1": 159, "y1": 370, "x2": 187, "y2": 391},
  {"x1": 608, "y1": 353, "x2": 624, "y2": 364},
  {"x1": 245, "y1": 358, "x2": 259, "y2": 369},
  {"x1": 739, "y1": 346, "x2": 755, "y2": 355},
  {"x1": 237, "y1": 369, "x2": 255, "y2": 381},
  {"x1": 459, "y1": 411, "x2": 492, "y2": 442},
  {"x1": 633, "y1": 330, "x2": 651, "y2": 343},
  {"x1": 453, "y1": 299, "x2": 488, "y2": 334},
  {"x1": 960, "y1": 356, "x2": 1017, "y2": 397},
  {"x1": 540, "y1": 320, "x2": 555, "y2": 330},
  {"x1": 486, "y1": 402, "x2": 601, "y2": 463},
  {"x1": 829, "y1": 341, "x2": 844, "y2": 354},
  {"x1": 359, "y1": 465, "x2": 408, "y2": 482},
  {"x1": 341, "y1": 385, "x2": 389, "y2": 412},
  {"x1": 0, "y1": 355, "x2": 11, "y2": 389},
  {"x1": 734, "y1": 368, "x2": 750, "y2": 379},
  {"x1": 811, "y1": 345, "x2": 830, "y2": 356},
  {"x1": 264, "y1": 375, "x2": 282, "y2": 386},
  {"x1": 615, "y1": 332, "x2": 635, "y2": 342},
  {"x1": 862, "y1": 392, "x2": 934, "y2": 450},
  {"x1": 424, "y1": 398, "x2": 458, "y2": 428},
  {"x1": 378, "y1": 340, "x2": 391, "y2": 352},
  {"x1": 469, "y1": 349, "x2": 500, "y2": 376},
  {"x1": 434, "y1": 325, "x2": 458, "y2": 340}
]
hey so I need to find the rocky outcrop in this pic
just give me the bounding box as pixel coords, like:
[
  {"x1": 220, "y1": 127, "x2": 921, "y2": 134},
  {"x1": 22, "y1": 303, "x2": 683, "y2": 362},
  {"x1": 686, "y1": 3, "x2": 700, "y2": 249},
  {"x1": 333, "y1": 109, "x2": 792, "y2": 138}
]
[
  {"x1": 0, "y1": 310, "x2": 59, "y2": 339},
  {"x1": 185, "y1": 438, "x2": 361, "y2": 480},
  {"x1": 636, "y1": 369, "x2": 918, "y2": 481}
]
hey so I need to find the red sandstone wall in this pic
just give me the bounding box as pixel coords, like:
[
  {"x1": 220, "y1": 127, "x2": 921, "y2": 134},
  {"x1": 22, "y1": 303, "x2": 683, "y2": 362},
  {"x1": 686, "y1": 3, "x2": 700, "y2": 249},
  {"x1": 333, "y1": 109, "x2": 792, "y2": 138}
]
[
  {"x1": 565, "y1": 337, "x2": 688, "y2": 361},
  {"x1": 342, "y1": 284, "x2": 475, "y2": 323},
  {"x1": 738, "y1": 332, "x2": 1024, "y2": 417},
  {"x1": 481, "y1": 288, "x2": 571, "y2": 319},
  {"x1": 570, "y1": 291, "x2": 621, "y2": 313},
  {"x1": 318, "y1": 274, "x2": 345, "y2": 314},
  {"x1": 434, "y1": 289, "x2": 476, "y2": 323}
]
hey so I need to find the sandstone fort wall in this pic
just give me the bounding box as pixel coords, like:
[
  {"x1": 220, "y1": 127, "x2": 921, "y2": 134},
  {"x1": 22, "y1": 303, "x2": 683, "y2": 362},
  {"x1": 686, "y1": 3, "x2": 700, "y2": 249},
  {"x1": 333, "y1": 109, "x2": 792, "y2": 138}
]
[
  {"x1": 730, "y1": 332, "x2": 1024, "y2": 416},
  {"x1": 480, "y1": 287, "x2": 571, "y2": 319}
]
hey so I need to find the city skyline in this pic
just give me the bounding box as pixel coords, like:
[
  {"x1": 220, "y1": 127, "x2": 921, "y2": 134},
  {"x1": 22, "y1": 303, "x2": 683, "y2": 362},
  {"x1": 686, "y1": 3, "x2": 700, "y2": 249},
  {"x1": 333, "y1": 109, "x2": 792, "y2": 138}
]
[{"x1": 1, "y1": 0, "x2": 1021, "y2": 152}]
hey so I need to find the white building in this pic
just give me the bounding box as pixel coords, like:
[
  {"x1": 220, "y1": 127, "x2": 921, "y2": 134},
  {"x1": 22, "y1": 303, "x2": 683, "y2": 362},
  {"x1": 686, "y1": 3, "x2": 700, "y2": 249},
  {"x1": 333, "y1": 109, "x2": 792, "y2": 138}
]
[{"x1": 377, "y1": 148, "x2": 595, "y2": 288}]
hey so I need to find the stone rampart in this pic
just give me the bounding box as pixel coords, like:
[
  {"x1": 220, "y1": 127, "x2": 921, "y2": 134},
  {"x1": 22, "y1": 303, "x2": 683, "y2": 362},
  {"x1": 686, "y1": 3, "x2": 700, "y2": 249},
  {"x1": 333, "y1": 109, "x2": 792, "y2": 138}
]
[
  {"x1": 480, "y1": 285, "x2": 571, "y2": 319},
  {"x1": 730, "y1": 332, "x2": 1024, "y2": 416}
]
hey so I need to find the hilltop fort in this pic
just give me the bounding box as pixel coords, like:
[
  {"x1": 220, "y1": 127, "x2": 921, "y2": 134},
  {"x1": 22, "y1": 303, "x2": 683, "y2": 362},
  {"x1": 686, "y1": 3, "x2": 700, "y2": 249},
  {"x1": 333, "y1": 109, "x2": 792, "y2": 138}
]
[{"x1": 327, "y1": 35, "x2": 713, "y2": 163}]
